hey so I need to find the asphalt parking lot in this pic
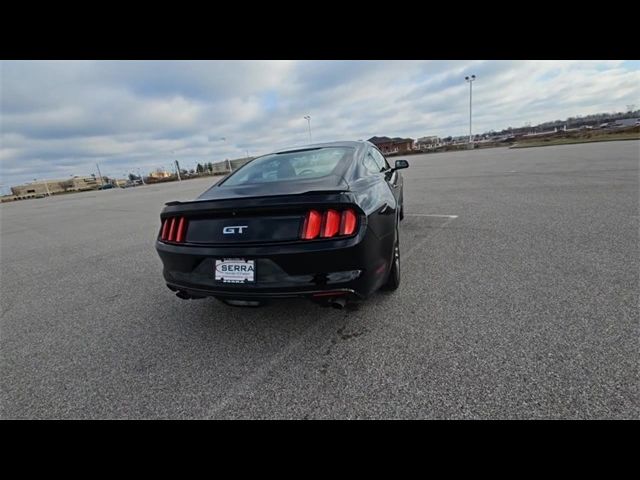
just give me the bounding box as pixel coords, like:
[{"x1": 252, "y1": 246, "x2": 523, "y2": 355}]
[{"x1": 1, "y1": 140, "x2": 638, "y2": 419}]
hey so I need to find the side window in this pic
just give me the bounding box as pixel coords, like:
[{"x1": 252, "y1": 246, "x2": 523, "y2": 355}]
[
  {"x1": 371, "y1": 149, "x2": 390, "y2": 171},
  {"x1": 363, "y1": 152, "x2": 381, "y2": 174}
]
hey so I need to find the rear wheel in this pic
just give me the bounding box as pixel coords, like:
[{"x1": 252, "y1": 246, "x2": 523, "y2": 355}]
[{"x1": 382, "y1": 225, "x2": 400, "y2": 291}]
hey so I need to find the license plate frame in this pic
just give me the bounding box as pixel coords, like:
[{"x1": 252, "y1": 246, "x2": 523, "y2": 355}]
[{"x1": 214, "y1": 258, "x2": 256, "y2": 284}]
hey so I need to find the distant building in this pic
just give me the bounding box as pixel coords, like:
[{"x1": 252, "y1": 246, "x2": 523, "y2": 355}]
[
  {"x1": 148, "y1": 169, "x2": 171, "y2": 179},
  {"x1": 523, "y1": 127, "x2": 560, "y2": 137},
  {"x1": 450, "y1": 136, "x2": 469, "y2": 144},
  {"x1": 416, "y1": 136, "x2": 441, "y2": 150},
  {"x1": 68, "y1": 176, "x2": 102, "y2": 191},
  {"x1": 11, "y1": 176, "x2": 101, "y2": 199},
  {"x1": 368, "y1": 136, "x2": 415, "y2": 155}
]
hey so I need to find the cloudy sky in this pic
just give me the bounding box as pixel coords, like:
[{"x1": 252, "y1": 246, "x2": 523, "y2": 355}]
[{"x1": 1, "y1": 60, "x2": 639, "y2": 193}]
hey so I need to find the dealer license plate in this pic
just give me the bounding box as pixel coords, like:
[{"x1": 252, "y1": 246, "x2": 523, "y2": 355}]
[{"x1": 214, "y1": 258, "x2": 256, "y2": 283}]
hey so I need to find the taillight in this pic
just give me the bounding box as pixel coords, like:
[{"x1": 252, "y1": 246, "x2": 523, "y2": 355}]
[
  {"x1": 175, "y1": 217, "x2": 187, "y2": 243},
  {"x1": 340, "y1": 209, "x2": 357, "y2": 235},
  {"x1": 160, "y1": 218, "x2": 170, "y2": 240},
  {"x1": 301, "y1": 210, "x2": 322, "y2": 240},
  {"x1": 301, "y1": 208, "x2": 358, "y2": 240},
  {"x1": 160, "y1": 216, "x2": 188, "y2": 243},
  {"x1": 167, "y1": 218, "x2": 177, "y2": 241},
  {"x1": 322, "y1": 209, "x2": 340, "y2": 238}
]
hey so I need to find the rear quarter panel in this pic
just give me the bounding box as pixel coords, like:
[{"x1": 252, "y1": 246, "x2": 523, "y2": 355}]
[{"x1": 350, "y1": 175, "x2": 398, "y2": 241}]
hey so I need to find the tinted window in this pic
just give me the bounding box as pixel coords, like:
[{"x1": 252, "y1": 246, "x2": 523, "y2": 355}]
[
  {"x1": 371, "y1": 149, "x2": 391, "y2": 170},
  {"x1": 364, "y1": 152, "x2": 381, "y2": 174},
  {"x1": 222, "y1": 147, "x2": 353, "y2": 186},
  {"x1": 364, "y1": 149, "x2": 388, "y2": 174}
]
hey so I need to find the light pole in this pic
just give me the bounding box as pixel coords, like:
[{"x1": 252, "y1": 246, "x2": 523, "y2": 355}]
[
  {"x1": 465, "y1": 75, "x2": 476, "y2": 147},
  {"x1": 96, "y1": 163, "x2": 104, "y2": 187},
  {"x1": 171, "y1": 150, "x2": 181, "y2": 181},
  {"x1": 304, "y1": 115, "x2": 312, "y2": 144},
  {"x1": 220, "y1": 137, "x2": 233, "y2": 172}
]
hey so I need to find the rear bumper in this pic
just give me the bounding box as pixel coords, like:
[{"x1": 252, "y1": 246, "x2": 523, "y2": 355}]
[
  {"x1": 155, "y1": 227, "x2": 393, "y2": 300},
  {"x1": 165, "y1": 283, "x2": 357, "y2": 300}
]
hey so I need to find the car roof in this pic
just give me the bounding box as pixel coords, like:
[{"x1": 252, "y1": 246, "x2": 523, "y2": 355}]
[{"x1": 272, "y1": 140, "x2": 373, "y2": 155}]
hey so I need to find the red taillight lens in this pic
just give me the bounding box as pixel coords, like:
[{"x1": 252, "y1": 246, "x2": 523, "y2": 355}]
[
  {"x1": 175, "y1": 217, "x2": 187, "y2": 243},
  {"x1": 321, "y1": 209, "x2": 340, "y2": 238},
  {"x1": 300, "y1": 208, "x2": 358, "y2": 240},
  {"x1": 340, "y1": 209, "x2": 357, "y2": 235},
  {"x1": 301, "y1": 210, "x2": 322, "y2": 240},
  {"x1": 160, "y1": 216, "x2": 188, "y2": 243},
  {"x1": 167, "y1": 217, "x2": 177, "y2": 241},
  {"x1": 160, "y1": 219, "x2": 169, "y2": 240}
]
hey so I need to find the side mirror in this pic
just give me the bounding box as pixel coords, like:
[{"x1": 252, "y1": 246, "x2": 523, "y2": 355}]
[{"x1": 394, "y1": 159, "x2": 409, "y2": 170}]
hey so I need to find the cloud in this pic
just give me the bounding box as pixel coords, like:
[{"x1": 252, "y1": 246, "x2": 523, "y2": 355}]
[{"x1": 1, "y1": 60, "x2": 638, "y2": 191}]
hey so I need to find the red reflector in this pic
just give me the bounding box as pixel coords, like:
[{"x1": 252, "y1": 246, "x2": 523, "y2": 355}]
[
  {"x1": 322, "y1": 209, "x2": 340, "y2": 238},
  {"x1": 160, "y1": 219, "x2": 169, "y2": 240},
  {"x1": 176, "y1": 217, "x2": 187, "y2": 243},
  {"x1": 167, "y1": 217, "x2": 177, "y2": 242},
  {"x1": 312, "y1": 291, "x2": 348, "y2": 297},
  {"x1": 340, "y1": 209, "x2": 357, "y2": 235},
  {"x1": 301, "y1": 210, "x2": 322, "y2": 240}
]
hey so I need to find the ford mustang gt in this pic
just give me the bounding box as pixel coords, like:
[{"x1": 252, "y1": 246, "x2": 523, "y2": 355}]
[{"x1": 155, "y1": 140, "x2": 408, "y2": 308}]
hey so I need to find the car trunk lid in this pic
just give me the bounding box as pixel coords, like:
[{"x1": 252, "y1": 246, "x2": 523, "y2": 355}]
[{"x1": 160, "y1": 190, "x2": 358, "y2": 245}]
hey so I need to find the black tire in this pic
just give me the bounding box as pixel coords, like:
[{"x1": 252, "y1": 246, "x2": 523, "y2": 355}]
[{"x1": 382, "y1": 226, "x2": 400, "y2": 291}]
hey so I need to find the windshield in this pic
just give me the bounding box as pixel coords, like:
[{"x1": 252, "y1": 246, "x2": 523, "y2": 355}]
[{"x1": 221, "y1": 147, "x2": 353, "y2": 186}]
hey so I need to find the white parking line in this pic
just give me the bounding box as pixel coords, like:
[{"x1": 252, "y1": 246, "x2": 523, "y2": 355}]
[{"x1": 405, "y1": 214, "x2": 459, "y2": 219}]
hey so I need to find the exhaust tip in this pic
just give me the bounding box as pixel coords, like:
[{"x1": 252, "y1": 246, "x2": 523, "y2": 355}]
[
  {"x1": 329, "y1": 297, "x2": 347, "y2": 310},
  {"x1": 175, "y1": 290, "x2": 205, "y2": 300}
]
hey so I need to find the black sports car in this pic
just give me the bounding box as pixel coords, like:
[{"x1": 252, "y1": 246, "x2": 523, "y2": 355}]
[{"x1": 155, "y1": 141, "x2": 408, "y2": 308}]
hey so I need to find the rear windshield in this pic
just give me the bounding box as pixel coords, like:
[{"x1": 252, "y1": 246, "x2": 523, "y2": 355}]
[{"x1": 221, "y1": 147, "x2": 353, "y2": 186}]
